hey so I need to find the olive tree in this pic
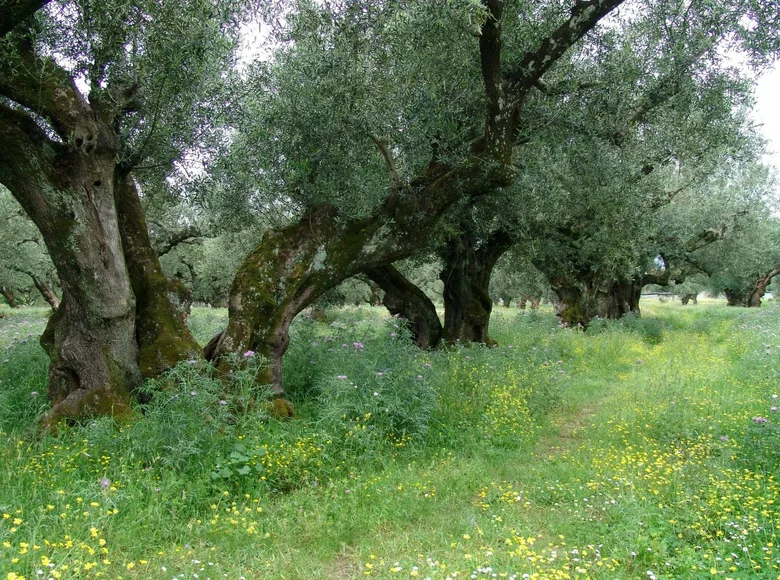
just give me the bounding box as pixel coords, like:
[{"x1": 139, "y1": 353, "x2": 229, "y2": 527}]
[{"x1": 0, "y1": 0, "x2": 242, "y2": 426}]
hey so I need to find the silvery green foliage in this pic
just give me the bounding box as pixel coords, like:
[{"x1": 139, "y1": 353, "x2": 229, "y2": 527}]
[{"x1": 3, "y1": 0, "x2": 246, "y2": 180}]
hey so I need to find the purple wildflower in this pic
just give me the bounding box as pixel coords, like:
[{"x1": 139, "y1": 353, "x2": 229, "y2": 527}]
[
  {"x1": 100, "y1": 478, "x2": 111, "y2": 489},
  {"x1": 219, "y1": 400, "x2": 228, "y2": 406},
  {"x1": 353, "y1": 342, "x2": 364, "y2": 350},
  {"x1": 753, "y1": 416, "x2": 769, "y2": 424},
  {"x1": 337, "y1": 375, "x2": 347, "y2": 380},
  {"x1": 243, "y1": 350, "x2": 255, "y2": 357}
]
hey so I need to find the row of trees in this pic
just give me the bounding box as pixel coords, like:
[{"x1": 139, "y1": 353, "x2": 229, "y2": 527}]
[{"x1": 1, "y1": 0, "x2": 779, "y2": 426}]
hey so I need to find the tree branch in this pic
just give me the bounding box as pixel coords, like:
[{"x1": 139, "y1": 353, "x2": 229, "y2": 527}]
[
  {"x1": 0, "y1": 38, "x2": 89, "y2": 140},
  {"x1": 369, "y1": 134, "x2": 400, "y2": 193},
  {"x1": 504, "y1": 0, "x2": 626, "y2": 103},
  {"x1": 0, "y1": 0, "x2": 50, "y2": 38},
  {"x1": 154, "y1": 224, "x2": 205, "y2": 257}
]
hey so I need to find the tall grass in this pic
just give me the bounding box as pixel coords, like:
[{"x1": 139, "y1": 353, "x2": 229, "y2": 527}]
[{"x1": 0, "y1": 300, "x2": 778, "y2": 579}]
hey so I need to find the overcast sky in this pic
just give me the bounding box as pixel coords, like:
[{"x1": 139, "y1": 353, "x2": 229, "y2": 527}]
[{"x1": 753, "y1": 62, "x2": 780, "y2": 179}]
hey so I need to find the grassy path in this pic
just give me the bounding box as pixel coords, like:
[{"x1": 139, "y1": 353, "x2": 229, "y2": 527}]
[{"x1": 1, "y1": 303, "x2": 779, "y2": 579}]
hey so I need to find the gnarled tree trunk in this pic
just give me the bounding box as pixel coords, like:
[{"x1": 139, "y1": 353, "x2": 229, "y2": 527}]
[
  {"x1": 0, "y1": 38, "x2": 198, "y2": 427},
  {"x1": 364, "y1": 264, "x2": 442, "y2": 349},
  {"x1": 114, "y1": 176, "x2": 200, "y2": 378},
  {"x1": 439, "y1": 228, "x2": 512, "y2": 345},
  {"x1": 0, "y1": 108, "x2": 142, "y2": 429},
  {"x1": 205, "y1": 155, "x2": 514, "y2": 396},
  {"x1": 204, "y1": 0, "x2": 624, "y2": 396},
  {"x1": 549, "y1": 274, "x2": 641, "y2": 327},
  {"x1": 746, "y1": 266, "x2": 780, "y2": 307}
]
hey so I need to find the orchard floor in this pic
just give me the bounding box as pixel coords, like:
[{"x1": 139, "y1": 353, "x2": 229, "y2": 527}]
[{"x1": 0, "y1": 300, "x2": 778, "y2": 579}]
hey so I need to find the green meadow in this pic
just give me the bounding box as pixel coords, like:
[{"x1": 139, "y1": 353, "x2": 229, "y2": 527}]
[{"x1": 0, "y1": 301, "x2": 778, "y2": 579}]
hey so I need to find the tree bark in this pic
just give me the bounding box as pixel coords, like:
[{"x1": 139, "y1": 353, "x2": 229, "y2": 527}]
[
  {"x1": 0, "y1": 106, "x2": 141, "y2": 429},
  {"x1": 30, "y1": 274, "x2": 59, "y2": 310},
  {"x1": 369, "y1": 281, "x2": 382, "y2": 307},
  {"x1": 549, "y1": 274, "x2": 641, "y2": 327},
  {"x1": 364, "y1": 264, "x2": 442, "y2": 349},
  {"x1": 114, "y1": 176, "x2": 200, "y2": 378},
  {"x1": 439, "y1": 228, "x2": 513, "y2": 345},
  {"x1": 746, "y1": 266, "x2": 780, "y2": 307},
  {"x1": 0, "y1": 285, "x2": 18, "y2": 308},
  {"x1": 724, "y1": 265, "x2": 780, "y2": 307},
  {"x1": 204, "y1": 0, "x2": 625, "y2": 396}
]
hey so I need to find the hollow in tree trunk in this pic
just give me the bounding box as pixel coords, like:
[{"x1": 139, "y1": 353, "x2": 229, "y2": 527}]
[{"x1": 364, "y1": 264, "x2": 442, "y2": 349}]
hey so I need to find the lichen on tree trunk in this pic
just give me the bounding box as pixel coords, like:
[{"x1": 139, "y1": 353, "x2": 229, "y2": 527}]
[
  {"x1": 206, "y1": 155, "x2": 512, "y2": 396},
  {"x1": 1, "y1": 94, "x2": 141, "y2": 429},
  {"x1": 114, "y1": 176, "x2": 200, "y2": 378},
  {"x1": 549, "y1": 274, "x2": 641, "y2": 327}
]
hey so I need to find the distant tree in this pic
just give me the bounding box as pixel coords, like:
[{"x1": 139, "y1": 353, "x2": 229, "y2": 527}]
[{"x1": 0, "y1": 188, "x2": 59, "y2": 309}]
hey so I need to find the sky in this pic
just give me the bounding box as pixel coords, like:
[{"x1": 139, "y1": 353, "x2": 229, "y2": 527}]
[{"x1": 754, "y1": 62, "x2": 780, "y2": 177}]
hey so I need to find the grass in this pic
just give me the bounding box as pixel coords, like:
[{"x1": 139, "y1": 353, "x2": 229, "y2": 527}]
[{"x1": 0, "y1": 300, "x2": 778, "y2": 579}]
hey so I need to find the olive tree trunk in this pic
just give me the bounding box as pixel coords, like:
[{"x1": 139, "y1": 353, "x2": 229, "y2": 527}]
[
  {"x1": 549, "y1": 274, "x2": 641, "y2": 327},
  {"x1": 114, "y1": 176, "x2": 200, "y2": 377},
  {"x1": 206, "y1": 158, "x2": 515, "y2": 396},
  {"x1": 0, "y1": 103, "x2": 142, "y2": 429},
  {"x1": 439, "y1": 229, "x2": 512, "y2": 345},
  {"x1": 0, "y1": 41, "x2": 200, "y2": 427},
  {"x1": 30, "y1": 274, "x2": 60, "y2": 310},
  {"x1": 364, "y1": 264, "x2": 442, "y2": 349},
  {"x1": 0, "y1": 285, "x2": 18, "y2": 308},
  {"x1": 204, "y1": 0, "x2": 624, "y2": 396}
]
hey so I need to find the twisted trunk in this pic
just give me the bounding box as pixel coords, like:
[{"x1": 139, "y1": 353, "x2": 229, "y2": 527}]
[
  {"x1": 114, "y1": 176, "x2": 200, "y2": 377},
  {"x1": 364, "y1": 264, "x2": 442, "y2": 349},
  {"x1": 206, "y1": 157, "x2": 512, "y2": 395},
  {"x1": 746, "y1": 266, "x2": 780, "y2": 307},
  {"x1": 549, "y1": 274, "x2": 641, "y2": 327},
  {"x1": 440, "y1": 229, "x2": 512, "y2": 345},
  {"x1": 0, "y1": 109, "x2": 141, "y2": 429},
  {"x1": 203, "y1": 0, "x2": 624, "y2": 395},
  {"x1": 724, "y1": 266, "x2": 780, "y2": 307},
  {"x1": 0, "y1": 40, "x2": 198, "y2": 427}
]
